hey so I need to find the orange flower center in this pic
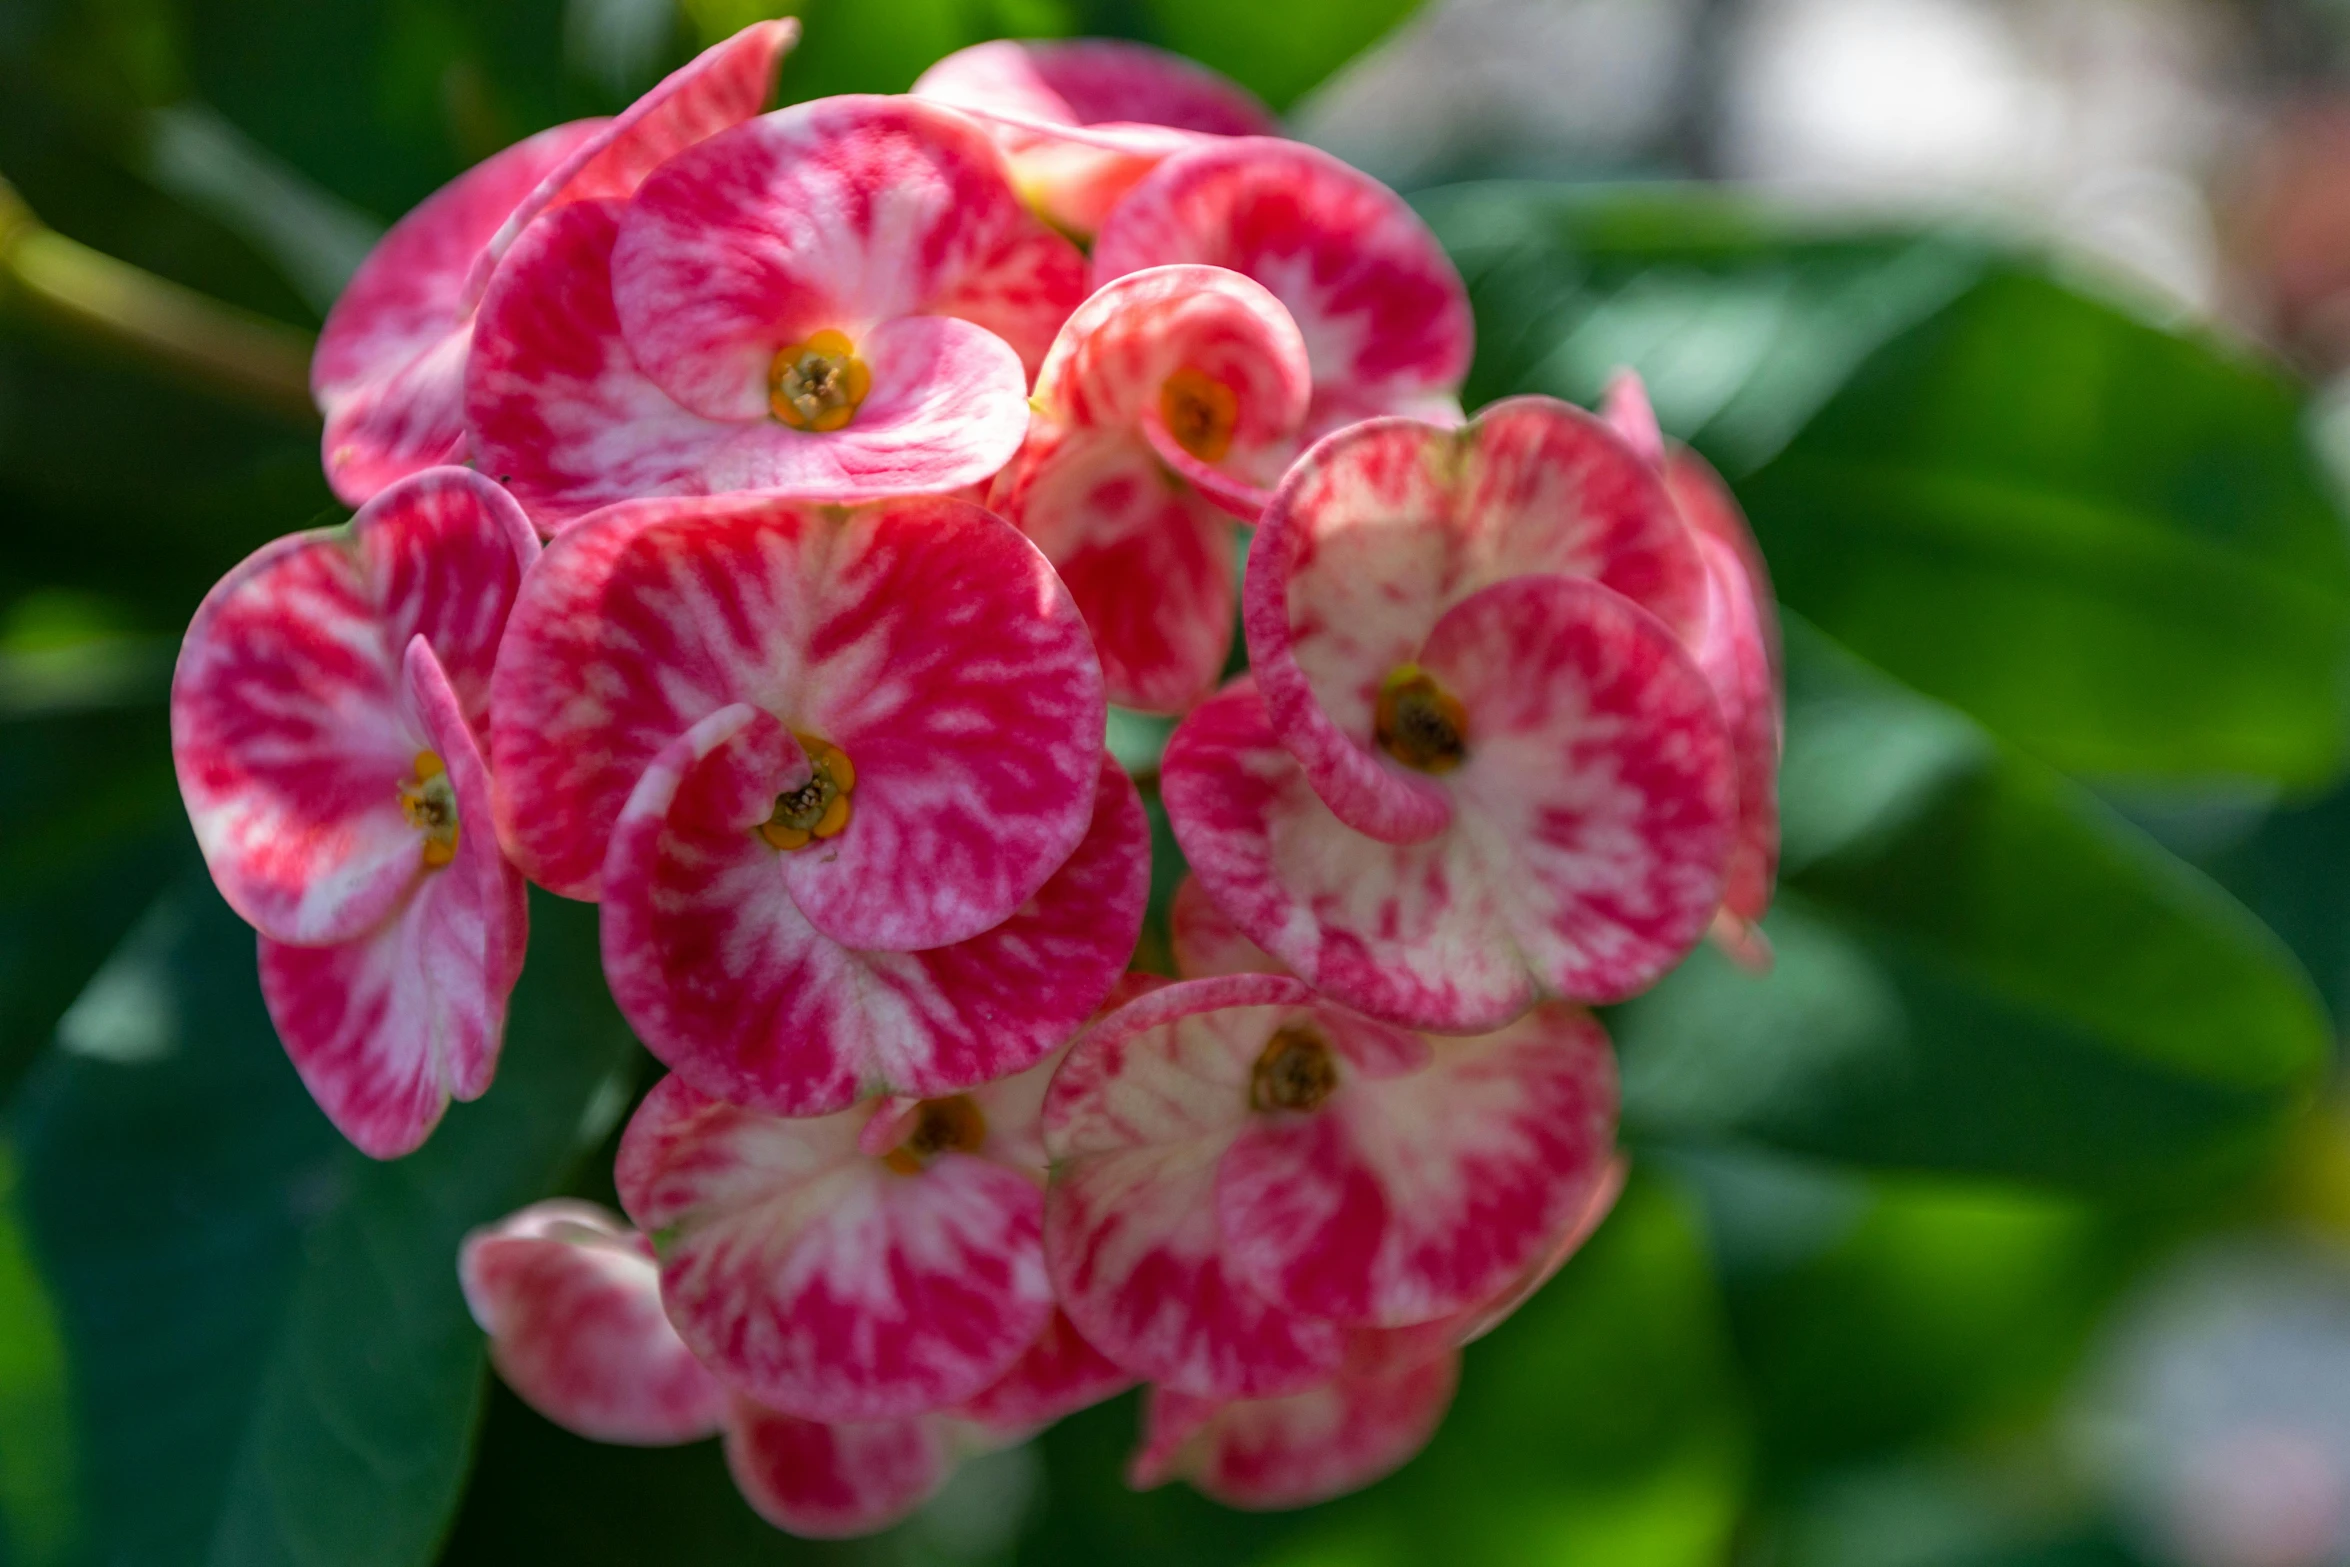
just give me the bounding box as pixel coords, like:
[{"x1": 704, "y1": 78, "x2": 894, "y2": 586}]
[
  {"x1": 397, "y1": 750, "x2": 460, "y2": 869},
  {"x1": 883, "y1": 1095, "x2": 989, "y2": 1174},
  {"x1": 1374, "y1": 665, "x2": 1468, "y2": 774},
  {"x1": 769, "y1": 330, "x2": 871, "y2": 432},
  {"x1": 1160, "y1": 367, "x2": 1239, "y2": 464},
  {"x1": 1250, "y1": 1024, "x2": 1339, "y2": 1113},
  {"x1": 758, "y1": 733, "x2": 855, "y2": 851}
]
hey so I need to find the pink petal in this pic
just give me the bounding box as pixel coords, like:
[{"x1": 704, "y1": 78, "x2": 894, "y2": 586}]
[
  {"x1": 1161, "y1": 680, "x2": 1536, "y2": 1032},
  {"x1": 989, "y1": 428, "x2": 1236, "y2": 714},
  {"x1": 1130, "y1": 1351, "x2": 1459, "y2": 1508},
  {"x1": 1169, "y1": 874, "x2": 1285, "y2": 979},
  {"x1": 725, "y1": 1400, "x2": 951, "y2": 1539},
  {"x1": 1422, "y1": 575, "x2": 1736, "y2": 1004},
  {"x1": 458, "y1": 1200, "x2": 728, "y2": 1445},
  {"x1": 1440, "y1": 1153, "x2": 1627, "y2": 1349},
  {"x1": 490, "y1": 492, "x2": 1102, "y2": 929},
  {"x1": 466, "y1": 19, "x2": 799, "y2": 302},
  {"x1": 1243, "y1": 402, "x2": 1705, "y2": 844},
  {"x1": 602, "y1": 711, "x2": 1146, "y2": 1115},
  {"x1": 1092, "y1": 138, "x2": 1472, "y2": 433},
  {"x1": 1215, "y1": 1004, "x2": 1619, "y2": 1327},
  {"x1": 1667, "y1": 454, "x2": 1782, "y2": 937},
  {"x1": 467, "y1": 202, "x2": 1029, "y2": 530},
  {"x1": 611, "y1": 95, "x2": 1081, "y2": 398},
  {"x1": 313, "y1": 120, "x2": 608, "y2": 505},
  {"x1": 1040, "y1": 976, "x2": 1422, "y2": 1397},
  {"x1": 257, "y1": 639, "x2": 526, "y2": 1157},
  {"x1": 950, "y1": 1307, "x2": 1136, "y2": 1442},
  {"x1": 616, "y1": 1076, "x2": 1054, "y2": 1420},
  {"x1": 174, "y1": 468, "x2": 531, "y2": 945}
]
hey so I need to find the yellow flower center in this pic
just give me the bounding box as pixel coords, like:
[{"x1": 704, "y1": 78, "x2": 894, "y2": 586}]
[
  {"x1": 882, "y1": 1095, "x2": 989, "y2": 1174},
  {"x1": 757, "y1": 734, "x2": 855, "y2": 851},
  {"x1": 398, "y1": 750, "x2": 460, "y2": 869},
  {"x1": 1374, "y1": 665, "x2": 1468, "y2": 774},
  {"x1": 1160, "y1": 367, "x2": 1239, "y2": 464},
  {"x1": 1251, "y1": 1024, "x2": 1339, "y2": 1113},
  {"x1": 769, "y1": 329, "x2": 872, "y2": 432}
]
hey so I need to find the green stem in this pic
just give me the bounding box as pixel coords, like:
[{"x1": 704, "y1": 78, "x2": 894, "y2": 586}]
[{"x1": 0, "y1": 174, "x2": 317, "y2": 423}]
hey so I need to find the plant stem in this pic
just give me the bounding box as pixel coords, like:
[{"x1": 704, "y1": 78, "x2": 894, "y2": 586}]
[{"x1": 0, "y1": 173, "x2": 318, "y2": 424}]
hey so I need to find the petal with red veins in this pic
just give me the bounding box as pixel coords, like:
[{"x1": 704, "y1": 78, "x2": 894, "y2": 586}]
[
  {"x1": 1092, "y1": 138, "x2": 1471, "y2": 433},
  {"x1": 611, "y1": 95, "x2": 1081, "y2": 400},
  {"x1": 1442, "y1": 1153, "x2": 1627, "y2": 1349},
  {"x1": 458, "y1": 1201, "x2": 727, "y2": 1445},
  {"x1": 1215, "y1": 1004, "x2": 1619, "y2": 1327},
  {"x1": 1169, "y1": 874, "x2": 1285, "y2": 979},
  {"x1": 1243, "y1": 402, "x2": 1703, "y2": 844},
  {"x1": 257, "y1": 639, "x2": 526, "y2": 1157},
  {"x1": 1162, "y1": 680, "x2": 1533, "y2": 1032},
  {"x1": 616, "y1": 1076, "x2": 1053, "y2": 1419},
  {"x1": 991, "y1": 428, "x2": 1235, "y2": 714},
  {"x1": 951, "y1": 1308, "x2": 1135, "y2": 1442},
  {"x1": 1131, "y1": 1351, "x2": 1459, "y2": 1509},
  {"x1": 1041, "y1": 975, "x2": 1422, "y2": 1397},
  {"x1": 725, "y1": 1400, "x2": 951, "y2": 1539},
  {"x1": 1424, "y1": 575, "x2": 1735, "y2": 1004},
  {"x1": 313, "y1": 121, "x2": 608, "y2": 504},
  {"x1": 174, "y1": 468, "x2": 530, "y2": 945},
  {"x1": 602, "y1": 710, "x2": 1145, "y2": 1115},
  {"x1": 467, "y1": 203, "x2": 1029, "y2": 530},
  {"x1": 491, "y1": 491, "x2": 1102, "y2": 926}
]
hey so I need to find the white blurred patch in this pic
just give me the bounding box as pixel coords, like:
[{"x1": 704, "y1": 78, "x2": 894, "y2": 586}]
[{"x1": 55, "y1": 898, "x2": 185, "y2": 1065}]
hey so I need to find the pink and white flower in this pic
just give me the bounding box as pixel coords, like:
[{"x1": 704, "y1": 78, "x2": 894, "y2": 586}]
[
  {"x1": 1160, "y1": 399, "x2": 1738, "y2": 1031},
  {"x1": 1091, "y1": 137, "x2": 1473, "y2": 439},
  {"x1": 172, "y1": 467, "x2": 536, "y2": 1157},
  {"x1": 468, "y1": 95, "x2": 1085, "y2": 530},
  {"x1": 602, "y1": 733, "x2": 1147, "y2": 1116},
  {"x1": 489, "y1": 491, "x2": 1105, "y2": 936},
  {"x1": 989, "y1": 264, "x2": 1311, "y2": 713},
  {"x1": 459, "y1": 1200, "x2": 729, "y2": 1444},
  {"x1": 913, "y1": 38, "x2": 1276, "y2": 239},
  {"x1": 1601, "y1": 375, "x2": 1782, "y2": 964},
  {"x1": 613, "y1": 1029, "x2": 1094, "y2": 1421},
  {"x1": 311, "y1": 22, "x2": 797, "y2": 505},
  {"x1": 1041, "y1": 974, "x2": 1619, "y2": 1399}
]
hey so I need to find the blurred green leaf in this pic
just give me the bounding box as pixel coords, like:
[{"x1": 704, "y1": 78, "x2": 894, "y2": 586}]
[
  {"x1": 8, "y1": 875, "x2": 636, "y2": 1567},
  {"x1": 1426, "y1": 183, "x2": 2350, "y2": 786},
  {"x1": 1615, "y1": 621, "x2": 2329, "y2": 1190},
  {"x1": 1137, "y1": 0, "x2": 1415, "y2": 112},
  {"x1": 0, "y1": 1146, "x2": 76, "y2": 1567}
]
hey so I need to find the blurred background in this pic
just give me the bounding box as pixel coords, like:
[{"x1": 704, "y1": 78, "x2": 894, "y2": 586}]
[{"x1": 16, "y1": 1, "x2": 2350, "y2": 1564}]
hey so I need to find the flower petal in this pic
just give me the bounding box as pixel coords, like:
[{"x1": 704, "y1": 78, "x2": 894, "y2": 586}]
[
  {"x1": 602, "y1": 709, "x2": 1145, "y2": 1115},
  {"x1": 725, "y1": 1400, "x2": 951, "y2": 1539},
  {"x1": 950, "y1": 1307, "x2": 1135, "y2": 1442},
  {"x1": 1424, "y1": 575, "x2": 1736, "y2": 1004},
  {"x1": 175, "y1": 468, "x2": 530, "y2": 945},
  {"x1": 913, "y1": 39, "x2": 1274, "y2": 139},
  {"x1": 491, "y1": 491, "x2": 1102, "y2": 930},
  {"x1": 990, "y1": 428, "x2": 1235, "y2": 714},
  {"x1": 313, "y1": 120, "x2": 608, "y2": 504},
  {"x1": 1161, "y1": 679, "x2": 1534, "y2": 1032},
  {"x1": 1215, "y1": 1004, "x2": 1619, "y2": 1327},
  {"x1": 257, "y1": 638, "x2": 525, "y2": 1157},
  {"x1": 616, "y1": 1076, "x2": 1053, "y2": 1420},
  {"x1": 1092, "y1": 138, "x2": 1471, "y2": 433},
  {"x1": 1130, "y1": 1351, "x2": 1459, "y2": 1509},
  {"x1": 612, "y1": 94, "x2": 1081, "y2": 405},
  {"x1": 458, "y1": 1201, "x2": 727, "y2": 1445},
  {"x1": 1243, "y1": 402, "x2": 1703, "y2": 843}
]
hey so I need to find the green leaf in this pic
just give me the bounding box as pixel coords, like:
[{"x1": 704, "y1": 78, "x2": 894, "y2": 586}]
[
  {"x1": 1738, "y1": 269, "x2": 2350, "y2": 785},
  {"x1": 1134, "y1": 0, "x2": 1418, "y2": 111},
  {"x1": 1418, "y1": 182, "x2": 1993, "y2": 475},
  {"x1": 1613, "y1": 621, "x2": 2330, "y2": 1190},
  {"x1": 8, "y1": 874, "x2": 636, "y2": 1567},
  {"x1": 0, "y1": 1146, "x2": 76, "y2": 1567}
]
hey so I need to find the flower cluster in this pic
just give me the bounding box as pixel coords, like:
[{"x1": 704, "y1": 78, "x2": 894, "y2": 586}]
[{"x1": 170, "y1": 24, "x2": 1779, "y2": 1538}]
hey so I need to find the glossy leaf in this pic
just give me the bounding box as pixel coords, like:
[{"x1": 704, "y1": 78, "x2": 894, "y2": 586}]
[
  {"x1": 7, "y1": 874, "x2": 636, "y2": 1566},
  {"x1": 1613, "y1": 621, "x2": 2330, "y2": 1190}
]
